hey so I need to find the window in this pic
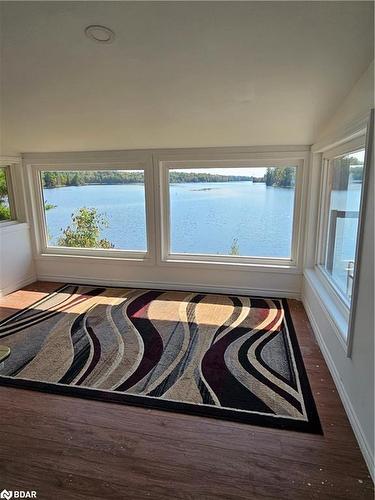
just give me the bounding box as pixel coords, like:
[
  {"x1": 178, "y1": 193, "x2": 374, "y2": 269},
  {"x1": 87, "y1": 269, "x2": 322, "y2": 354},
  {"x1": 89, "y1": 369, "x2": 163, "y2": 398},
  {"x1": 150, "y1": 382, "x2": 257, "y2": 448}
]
[
  {"x1": 163, "y1": 162, "x2": 301, "y2": 263},
  {"x1": 320, "y1": 148, "x2": 365, "y2": 302},
  {"x1": 29, "y1": 150, "x2": 306, "y2": 267},
  {"x1": 40, "y1": 169, "x2": 147, "y2": 253},
  {"x1": 0, "y1": 166, "x2": 15, "y2": 222}
]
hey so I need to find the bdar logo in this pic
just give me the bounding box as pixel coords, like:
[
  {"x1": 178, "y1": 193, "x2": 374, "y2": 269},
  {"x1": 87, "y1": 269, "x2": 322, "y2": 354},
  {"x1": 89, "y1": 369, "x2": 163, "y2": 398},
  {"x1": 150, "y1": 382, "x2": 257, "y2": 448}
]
[
  {"x1": 0, "y1": 490, "x2": 12, "y2": 500},
  {"x1": 0, "y1": 492, "x2": 35, "y2": 499}
]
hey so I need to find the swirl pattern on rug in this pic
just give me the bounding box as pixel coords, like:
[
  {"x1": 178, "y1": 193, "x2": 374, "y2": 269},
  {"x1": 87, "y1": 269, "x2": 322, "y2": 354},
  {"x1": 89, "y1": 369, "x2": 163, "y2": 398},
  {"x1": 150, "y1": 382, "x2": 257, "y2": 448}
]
[{"x1": 0, "y1": 285, "x2": 321, "y2": 433}]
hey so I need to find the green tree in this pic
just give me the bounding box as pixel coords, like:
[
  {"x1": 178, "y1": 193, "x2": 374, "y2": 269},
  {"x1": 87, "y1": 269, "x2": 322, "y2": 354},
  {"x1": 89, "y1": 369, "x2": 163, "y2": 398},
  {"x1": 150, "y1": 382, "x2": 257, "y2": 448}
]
[
  {"x1": 43, "y1": 171, "x2": 59, "y2": 188},
  {"x1": 67, "y1": 173, "x2": 83, "y2": 186},
  {"x1": 57, "y1": 207, "x2": 114, "y2": 249},
  {"x1": 280, "y1": 167, "x2": 294, "y2": 187},
  {"x1": 44, "y1": 201, "x2": 57, "y2": 211},
  {"x1": 265, "y1": 168, "x2": 275, "y2": 186},
  {"x1": 229, "y1": 238, "x2": 240, "y2": 256},
  {"x1": 0, "y1": 168, "x2": 11, "y2": 220},
  {"x1": 264, "y1": 167, "x2": 295, "y2": 188},
  {"x1": 0, "y1": 204, "x2": 10, "y2": 220}
]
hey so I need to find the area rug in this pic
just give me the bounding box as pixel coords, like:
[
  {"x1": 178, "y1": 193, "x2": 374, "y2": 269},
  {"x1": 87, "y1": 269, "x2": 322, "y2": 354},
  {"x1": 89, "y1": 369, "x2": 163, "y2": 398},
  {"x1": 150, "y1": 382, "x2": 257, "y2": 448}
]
[{"x1": 0, "y1": 285, "x2": 321, "y2": 433}]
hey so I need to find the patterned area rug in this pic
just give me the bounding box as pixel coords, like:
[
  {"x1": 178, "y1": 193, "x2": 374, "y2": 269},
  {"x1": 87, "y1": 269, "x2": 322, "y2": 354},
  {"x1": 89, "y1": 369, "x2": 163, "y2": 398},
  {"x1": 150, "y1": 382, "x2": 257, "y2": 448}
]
[{"x1": 0, "y1": 285, "x2": 321, "y2": 433}]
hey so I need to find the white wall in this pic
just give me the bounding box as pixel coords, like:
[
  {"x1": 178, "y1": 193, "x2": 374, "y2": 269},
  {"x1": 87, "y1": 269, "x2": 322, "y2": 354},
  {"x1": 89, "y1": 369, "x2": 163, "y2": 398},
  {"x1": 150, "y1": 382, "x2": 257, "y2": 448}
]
[
  {"x1": 0, "y1": 161, "x2": 36, "y2": 296},
  {"x1": 303, "y1": 61, "x2": 374, "y2": 476},
  {"x1": 35, "y1": 255, "x2": 302, "y2": 299},
  {"x1": 0, "y1": 223, "x2": 35, "y2": 296},
  {"x1": 317, "y1": 61, "x2": 374, "y2": 142}
]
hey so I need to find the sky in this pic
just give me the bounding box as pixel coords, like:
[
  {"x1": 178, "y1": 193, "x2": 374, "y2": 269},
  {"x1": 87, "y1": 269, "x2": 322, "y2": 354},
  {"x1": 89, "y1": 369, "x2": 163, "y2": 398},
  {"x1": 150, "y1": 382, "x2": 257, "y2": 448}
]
[
  {"x1": 176, "y1": 149, "x2": 365, "y2": 176},
  {"x1": 346, "y1": 150, "x2": 365, "y2": 163}
]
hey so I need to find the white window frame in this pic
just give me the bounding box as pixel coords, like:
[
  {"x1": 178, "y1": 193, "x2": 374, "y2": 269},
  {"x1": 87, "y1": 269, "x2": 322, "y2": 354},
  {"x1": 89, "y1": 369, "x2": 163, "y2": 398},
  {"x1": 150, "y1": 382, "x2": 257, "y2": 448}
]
[
  {"x1": 315, "y1": 136, "x2": 366, "y2": 323},
  {"x1": 26, "y1": 155, "x2": 155, "y2": 262},
  {"x1": 311, "y1": 108, "x2": 373, "y2": 356},
  {"x1": 157, "y1": 152, "x2": 307, "y2": 270},
  {"x1": 24, "y1": 147, "x2": 309, "y2": 273}
]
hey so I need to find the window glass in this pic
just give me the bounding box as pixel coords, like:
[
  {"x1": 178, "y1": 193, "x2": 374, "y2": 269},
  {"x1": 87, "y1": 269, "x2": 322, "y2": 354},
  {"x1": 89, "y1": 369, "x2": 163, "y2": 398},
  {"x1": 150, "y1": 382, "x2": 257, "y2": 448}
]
[
  {"x1": 0, "y1": 167, "x2": 14, "y2": 221},
  {"x1": 324, "y1": 149, "x2": 365, "y2": 300},
  {"x1": 41, "y1": 170, "x2": 147, "y2": 251},
  {"x1": 169, "y1": 166, "x2": 297, "y2": 258}
]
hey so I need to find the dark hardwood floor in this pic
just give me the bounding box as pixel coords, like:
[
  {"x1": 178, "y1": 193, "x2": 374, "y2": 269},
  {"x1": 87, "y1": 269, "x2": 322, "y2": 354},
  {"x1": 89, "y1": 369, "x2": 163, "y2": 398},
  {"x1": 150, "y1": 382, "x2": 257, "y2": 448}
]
[{"x1": 0, "y1": 281, "x2": 373, "y2": 499}]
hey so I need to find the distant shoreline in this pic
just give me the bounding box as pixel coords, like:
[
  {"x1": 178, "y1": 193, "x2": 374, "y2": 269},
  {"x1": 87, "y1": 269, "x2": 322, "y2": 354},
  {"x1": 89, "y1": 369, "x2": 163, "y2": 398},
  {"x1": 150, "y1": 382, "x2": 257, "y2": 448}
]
[
  {"x1": 41, "y1": 170, "x2": 263, "y2": 189},
  {"x1": 43, "y1": 179, "x2": 262, "y2": 188}
]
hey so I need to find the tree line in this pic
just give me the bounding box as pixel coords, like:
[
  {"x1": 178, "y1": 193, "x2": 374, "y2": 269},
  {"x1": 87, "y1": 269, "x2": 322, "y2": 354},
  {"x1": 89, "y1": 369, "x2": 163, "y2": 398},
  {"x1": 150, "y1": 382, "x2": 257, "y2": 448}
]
[
  {"x1": 42, "y1": 170, "x2": 145, "y2": 188},
  {"x1": 42, "y1": 170, "x2": 256, "y2": 188},
  {"x1": 42, "y1": 169, "x2": 315, "y2": 189},
  {"x1": 169, "y1": 172, "x2": 252, "y2": 183}
]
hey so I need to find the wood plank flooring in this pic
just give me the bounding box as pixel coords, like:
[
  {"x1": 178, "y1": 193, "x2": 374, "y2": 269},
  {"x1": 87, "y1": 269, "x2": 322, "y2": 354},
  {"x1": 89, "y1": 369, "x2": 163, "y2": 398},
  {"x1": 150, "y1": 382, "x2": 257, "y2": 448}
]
[{"x1": 0, "y1": 281, "x2": 373, "y2": 499}]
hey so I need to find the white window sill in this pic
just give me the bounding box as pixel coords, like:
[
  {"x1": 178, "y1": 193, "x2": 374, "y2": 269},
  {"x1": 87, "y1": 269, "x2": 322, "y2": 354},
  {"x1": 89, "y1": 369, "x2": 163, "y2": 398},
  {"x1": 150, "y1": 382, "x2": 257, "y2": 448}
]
[
  {"x1": 35, "y1": 250, "x2": 302, "y2": 274},
  {"x1": 0, "y1": 221, "x2": 29, "y2": 233},
  {"x1": 161, "y1": 255, "x2": 300, "y2": 273},
  {"x1": 304, "y1": 267, "x2": 349, "y2": 352},
  {"x1": 36, "y1": 251, "x2": 154, "y2": 266}
]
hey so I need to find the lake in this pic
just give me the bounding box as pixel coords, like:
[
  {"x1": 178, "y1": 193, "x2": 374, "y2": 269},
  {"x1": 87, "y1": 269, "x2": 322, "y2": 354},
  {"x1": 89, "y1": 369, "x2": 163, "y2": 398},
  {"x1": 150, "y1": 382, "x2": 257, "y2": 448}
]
[
  {"x1": 43, "y1": 181, "x2": 360, "y2": 269},
  {"x1": 43, "y1": 181, "x2": 295, "y2": 258}
]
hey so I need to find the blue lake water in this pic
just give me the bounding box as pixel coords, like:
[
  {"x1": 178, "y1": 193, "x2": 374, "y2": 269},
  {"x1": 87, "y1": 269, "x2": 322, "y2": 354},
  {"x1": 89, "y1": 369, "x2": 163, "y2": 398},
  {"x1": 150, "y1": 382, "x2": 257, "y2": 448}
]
[
  {"x1": 43, "y1": 181, "x2": 360, "y2": 267},
  {"x1": 44, "y1": 183, "x2": 148, "y2": 252},
  {"x1": 170, "y1": 182, "x2": 294, "y2": 257},
  {"x1": 43, "y1": 181, "x2": 295, "y2": 257}
]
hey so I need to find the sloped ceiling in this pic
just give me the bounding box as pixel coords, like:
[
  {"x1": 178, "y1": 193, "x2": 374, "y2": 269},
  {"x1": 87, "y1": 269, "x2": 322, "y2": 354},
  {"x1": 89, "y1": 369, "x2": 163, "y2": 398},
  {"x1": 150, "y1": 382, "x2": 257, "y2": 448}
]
[{"x1": 0, "y1": 1, "x2": 373, "y2": 154}]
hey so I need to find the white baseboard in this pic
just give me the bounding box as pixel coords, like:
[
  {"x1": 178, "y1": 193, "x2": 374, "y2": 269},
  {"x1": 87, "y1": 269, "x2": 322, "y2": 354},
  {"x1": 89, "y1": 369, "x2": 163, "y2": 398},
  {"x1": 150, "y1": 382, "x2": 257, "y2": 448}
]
[
  {"x1": 36, "y1": 273, "x2": 301, "y2": 299},
  {"x1": 302, "y1": 294, "x2": 374, "y2": 481},
  {"x1": 0, "y1": 274, "x2": 36, "y2": 297}
]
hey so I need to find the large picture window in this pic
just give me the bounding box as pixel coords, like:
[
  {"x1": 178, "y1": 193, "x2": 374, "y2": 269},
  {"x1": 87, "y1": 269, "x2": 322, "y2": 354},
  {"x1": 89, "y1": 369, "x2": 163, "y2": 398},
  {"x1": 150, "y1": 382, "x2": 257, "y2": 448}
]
[
  {"x1": 320, "y1": 148, "x2": 366, "y2": 302},
  {"x1": 40, "y1": 169, "x2": 147, "y2": 253},
  {"x1": 29, "y1": 151, "x2": 306, "y2": 268},
  {"x1": 162, "y1": 162, "x2": 302, "y2": 263}
]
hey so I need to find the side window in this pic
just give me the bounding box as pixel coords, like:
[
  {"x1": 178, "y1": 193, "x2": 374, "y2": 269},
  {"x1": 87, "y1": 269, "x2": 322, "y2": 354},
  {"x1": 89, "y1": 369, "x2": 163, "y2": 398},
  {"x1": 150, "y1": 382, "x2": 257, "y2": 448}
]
[
  {"x1": 0, "y1": 166, "x2": 15, "y2": 222},
  {"x1": 320, "y1": 148, "x2": 365, "y2": 302}
]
